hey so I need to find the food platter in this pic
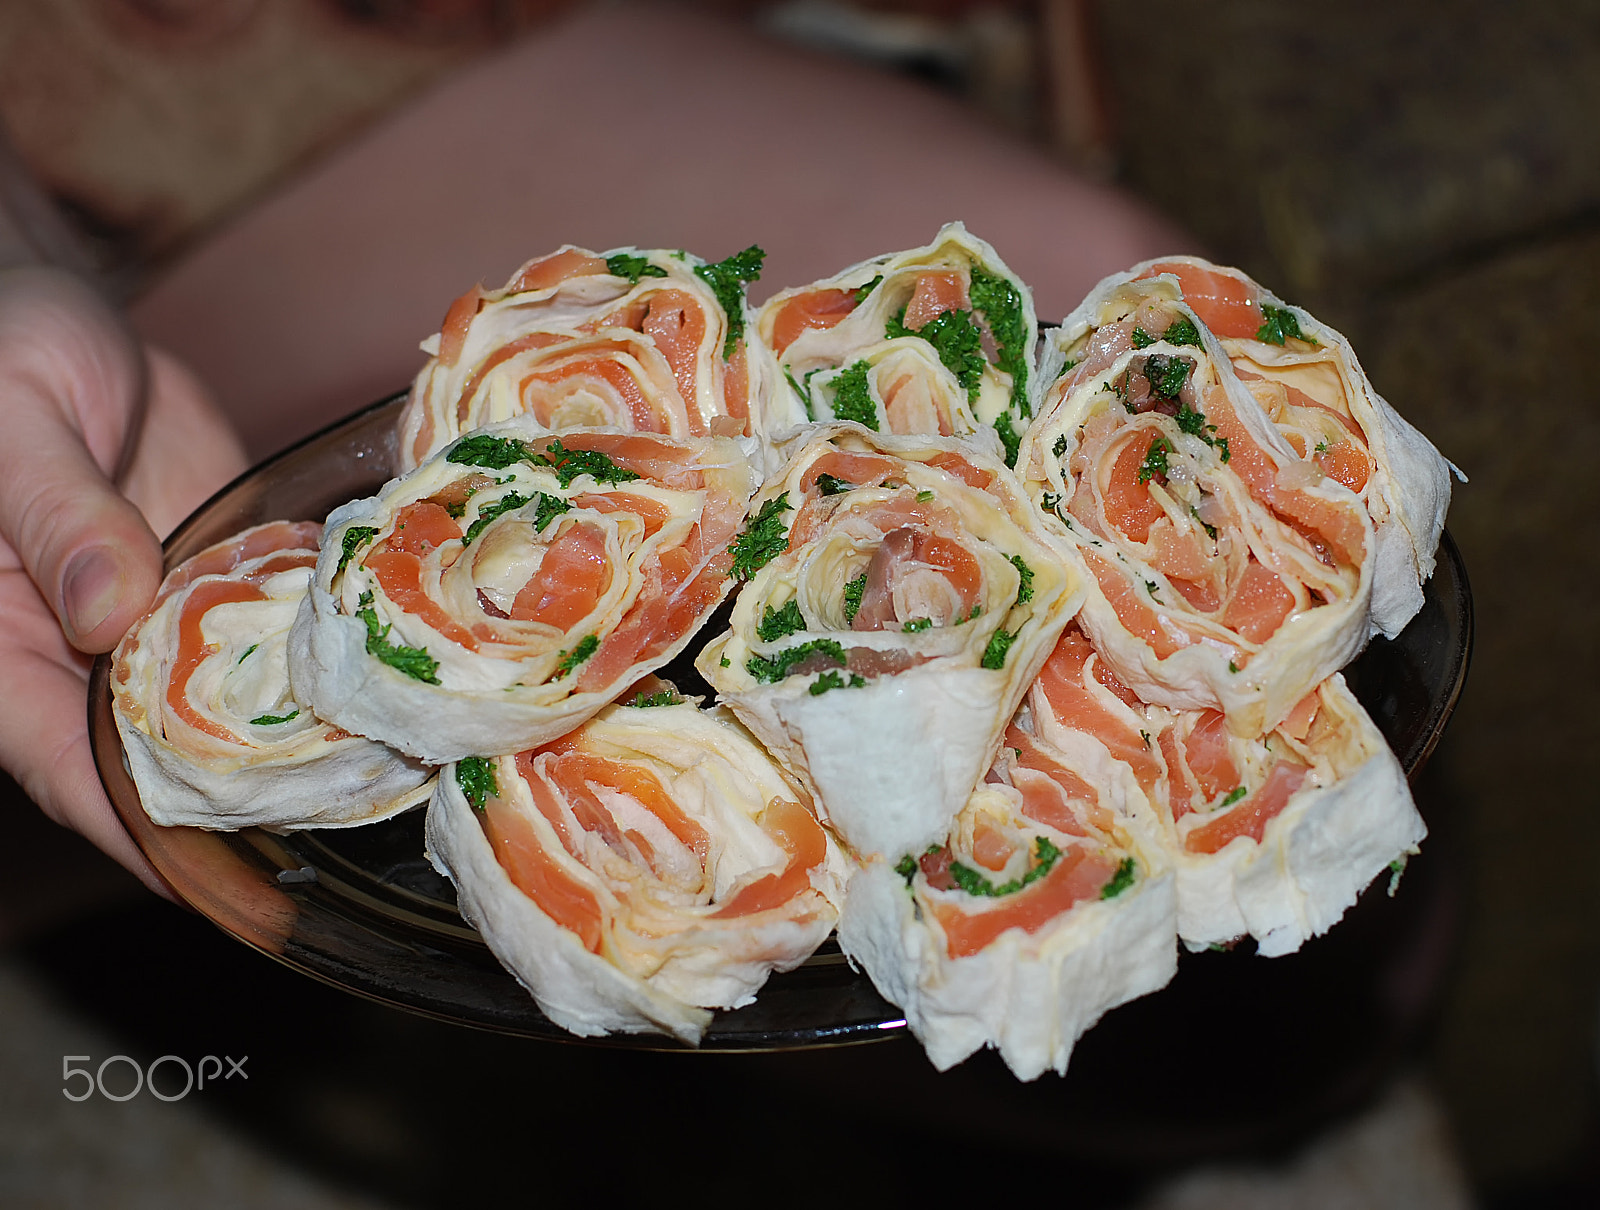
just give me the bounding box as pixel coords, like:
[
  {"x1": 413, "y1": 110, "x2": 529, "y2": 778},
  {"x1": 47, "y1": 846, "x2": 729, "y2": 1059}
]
[{"x1": 88, "y1": 389, "x2": 1472, "y2": 1052}]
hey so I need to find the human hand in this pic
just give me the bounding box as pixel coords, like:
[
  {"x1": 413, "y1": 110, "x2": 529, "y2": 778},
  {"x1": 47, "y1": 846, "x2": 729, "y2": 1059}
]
[{"x1": 0, "y1": 266, "x2": 247, "y2": 894}]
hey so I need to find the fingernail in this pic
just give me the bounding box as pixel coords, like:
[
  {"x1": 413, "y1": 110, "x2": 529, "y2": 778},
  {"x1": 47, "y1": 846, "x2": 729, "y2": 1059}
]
[{"x1": 63, "y1": 547, "x2": 122, "y2": 639}]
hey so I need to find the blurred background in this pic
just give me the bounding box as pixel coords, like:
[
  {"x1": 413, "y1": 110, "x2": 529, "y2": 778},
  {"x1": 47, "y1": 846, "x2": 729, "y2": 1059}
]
[{"x1": 1, "y1": 1, "x2": 1596, "y2": 1205}]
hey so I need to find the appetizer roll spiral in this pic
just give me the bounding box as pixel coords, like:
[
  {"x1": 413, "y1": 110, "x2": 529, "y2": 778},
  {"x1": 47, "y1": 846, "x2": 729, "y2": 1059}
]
[
  {"x1": 1030, "y1": 624, "x2": 1424, "y2": 956},
  {"x1": 398, "y1": 244, "x2": 797, "y2": 471},
  {"x1": 425, "y1": 698, "x2": 849, "y2": 1042},
  {"x1": 756, "y1": 223, "x2": 1037, "y2": 461},
  {"x1": 1123, "y1": 257, "x2": 1454, "y2": 637},
  {"x1": 112, "y1": 521, "x2": 432, "y2": 830},
  {"x1": 290, "y1": 423, "x2": 759, "y2": 763},
  {"x1": 1024, "y1": 273, "x2": 1376, "y2": 736},
  {"x1": 838, "y1": 698, "x2": 1177, "y2": 1081},
  {"x1": 697, "y1": 424, "x2": 1084, "y2": 858}
]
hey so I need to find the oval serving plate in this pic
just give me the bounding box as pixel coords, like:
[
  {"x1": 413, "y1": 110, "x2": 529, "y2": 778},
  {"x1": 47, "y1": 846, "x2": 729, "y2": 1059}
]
[{"x1": 88, "y1": 390, "x2": 1472, "y2": 1052}]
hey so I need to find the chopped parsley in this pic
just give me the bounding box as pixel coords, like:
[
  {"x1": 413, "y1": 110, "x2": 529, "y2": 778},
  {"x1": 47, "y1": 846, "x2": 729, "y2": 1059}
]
[
  {"x1": 783, "y1": 369, "x2": 816, "y2": 421},
  {"x1": 757, "y1": 599, "x2": 807, "y2": 642},
  {"x1": 529, "y1": 438, "x2": 640, "y2": 488},
  {"x1": 238, "y1": 643, "x2": 259, "y2": 664},
  {"x1": 1228, "y1": 659, "x2": 1239, "y2": 673},
  {"x1": 1216, "y1": 436, "x2": 1231, "y2": 463},
  {"x1": 1100, "y1": 857, "x2": 1136, "y2": 899},
  {"x1": 337, "y1": 526, "x2": 379, "y2": 574},
  {"x1": 719, "y1": 654, "x2": 730, "y2": 667},
  {"x1": 887, "y1": 306, "x2": 985, "y2": 401},
  {"x1": 902, "y1": 617, "x2": 932, "y2": 632},
  {"x1": 249, "y1": 709, "x2": 299, "y2": 726},
  {"x1": 533, "y1": 493, "x2": 572, "y2": 532},
  {"x1": 895, "y1": 854, "x2": 918, "y2": 884},
  {"x1": 628, "y1": 690, "x2": 683, "y2": 708},
  {"x1": 463, "y1": 491, "x2": 532, "y2": 545},
  {"x1": 1053, "y1": 434, "x2": 1069, "y2": 458},
  {"x1": 1145, "y1": 579, "x2": 1162, "y2": 601},
  {"x1": 1042, "y1": 491, "x2": 1062, "y2": 515},
  {"x1": 916, "y1": 489, "x2": 935, "y2": 503},
  {"x1": 746, "y1": 637, "x2": 848, "y2": 683},
  {"x1": 1162, "y1": 316, "x2": 1202, "y2": 347},
  {"x1": 855, "y1": 275, "x2": 883, "y2": 305},
  {"x1": 1007, "y1": 554, "x2": 1035, "y2": 606},
  {"x1": 816, "y1": 473, "x2": 853, "y2": 496},
  {"x1": 1055, "y1": 358, "x2": 1078, "y2": 379},
  {"x1": 830, "y1": 360, "x2": 879, "y2": 430},
  {"x1": 357, "y1": 592, "x2": 440, "y2": 684},
  {"x1": 970, "y1": 266, "x2": 1031, "y2": 417},
  {"x1": 1175, "y1": 403, "x2": 1216, "y2": 441},
  {"x1": 447, "y1": 434, "x2": 530, "y2": 470},
  {"x1": 1315, "y1": 438, "x2": 1330, "y2": 454},
  {"x1": 1131, "y1": 326, "x2": 1156, "y2": 349},
  {"x1": 694, "y1": 245, "x2": 765, "y2": 358},
  {"x1": 980, "y1": 626, "x2": 1018, "y2": 670},
  {"x1": 551, "y1": 634, "x2": 599, "y2": 680},
  {"x1": 993, "y1": 411, "x2": 1022, "y2": 469},
  {"x1": 1256, "y1": 304, "x2": 1313, "y2": 346},
  {"x1": 1191, "y1": 506, "x2": 1218, "y2": 540},
  {"x1": 1220, "y1": 786, "x2": 1247, "y2": 808},
  {"x1": 728, "y1": 492, "x2": 792, "y2": 580},
  {"x1": 1143, "y1": 353, "x2": 1192, "y2": 399},
  {"x1": 949, "y1": 835, "x2": 1062, "y2": 897},
  {"x1": 842, "y1": 573, "x2": 867, "y2": 624},
  {"x1": 809, "y1": 669, "x2": 866, "y2": 695},
  {"x1": 605, "y1": 252, "x2": 667, "y2": 283},
  {"x1": 1138, "y1": 437, "x2": 1173, "y2": 484},
  {"x1": 456, "y1": 756, "x2": 498, "y2": 810}
]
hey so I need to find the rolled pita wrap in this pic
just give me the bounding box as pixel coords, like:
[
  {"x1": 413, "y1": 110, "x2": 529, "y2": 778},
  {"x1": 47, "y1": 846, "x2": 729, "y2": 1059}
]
[
  {"x1": 697, "y1": 423, "x2": 1084, "y2": 859},
  {"x1": 837, "y1": 696, "x2": 1177, "y2": 1080},
  {"x1": 756, "y1": 222, "x2": 1037, "y2": 462},
  {"x1": 1029, "y1": 623, "x2": 1424, "y2": 957},
  {"x1": 111, "y1": 521, "x2": 432, "y2": 830},
  {"x1": 425, "y1": 698, "x2": 849, "y2": 1043},
  {"x1": 1023, "y1": 272, "x2": 1376, "y2": 736},
  {"x1": 398, "y1": 244, "x2": 798, "y2": 472},
  {"x1": 1084, "y1": 257, "x2": 1455, "y2": 637},
  {"x1": 289, "y1": 423, "x2": 758, "y2": 764}
]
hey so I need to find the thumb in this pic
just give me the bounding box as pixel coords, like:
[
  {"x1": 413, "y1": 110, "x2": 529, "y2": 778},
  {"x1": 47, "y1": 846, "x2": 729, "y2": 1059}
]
[{"x1": 0, "y1": 267, "x2": 162, "y2": 651}]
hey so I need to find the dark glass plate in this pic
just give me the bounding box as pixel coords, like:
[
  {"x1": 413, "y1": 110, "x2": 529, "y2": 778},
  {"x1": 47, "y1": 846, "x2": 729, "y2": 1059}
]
[{"x1": 88, "y1": 391, "x2": 1472, "y2": 1054}]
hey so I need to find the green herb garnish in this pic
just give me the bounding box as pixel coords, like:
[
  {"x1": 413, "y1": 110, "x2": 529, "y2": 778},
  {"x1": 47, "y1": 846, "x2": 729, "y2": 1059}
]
[
  {"x1": 830, "y1": 360, "x2": 878, "y2": 430},
  {"x1": 456, "y1": 756, "x2": 498, "y2": 810},
  {"x1": 1220, "y1": 786, "x2": 1247, "y2": 807},
  {"x1": 949, "y1": 836, "x2": 1062, "y2": 897},
  {"x1": 980, "y1": 626, "x2": 1018, "y2": 670},
  {"x1": 238, "y1": 643, "x2": 259, "y2": 664},
  {"x1": 993, "y1": 411, "x2": 1022, "y2": 469},
  {"x1": 1257, "y1": 304, "x2": 1313, "y2": 346},
  {"x1": 551, "y1": 634, "x2": 599, "y2": 680},
  {"x1": 842, "y1": 573, "x2": 867, "y2": 624},
  {"x1": 895, "y1": 854, "x2": 918, "y2": 884},
  {"x1": 1007, "y1": 554, "x2": 1035, "y2": 606},
  {"x1": 1143, "y1": 354, "x2": 1192, "y2": 399},
  {"x1": 605, "y1": 252, "x2": 667, "y2": 284},
  {"x1": 886, "y1": 306, "x2": 986, "y2": 401},
  {"x1": 970, "y1": 266, "x2": 1030, "y2": 417},
  {"x1": 746, "y1": 638, "x2": 848, "y2": 684},
  {"x1": 694, "y1": 245, "x2": 765, "y2": 358},
  {"x1": 902, "y1": 617, "x2": 932, "y2": 632},
  {"x1": 463, "y1": 491, "x2": 532, "y2": 545},
  {"x1": 816, "y1": 473, "x2": 853, "y2": 496},
  {"x1": 783, "y1": 368, "x2": 816, "y2": 421},
  {"x1": 249, "y1": 709, "x2": 299, "y2": 726},
  {"x1": 757, "y1": 599, "x2": 807, "y2": 642},
  {"x1": 447, "y1": 434, "x2": 530, "y2": 470},
  {"x1": 1138, "y1": 437, "x2": 1173, "y2": 484},
  {"x1": 728, "y1": 492, "x2": 792, "y2": 580},
  {"x1": 855, "y1": 275, "x2": 883, "y2": 305},
  {"x1": 529, "y1": 438, "x2": 640, "y2": 488},
  {"x1": 1100, "y1": 857, "x2": 1136, "y2": 899},
  {"x1": 1053, "y1": 434, "x2": 1069, "y2": 458},
  {"x1": 337, "y1": 526, "x2": 379, "y2": 574},
  {"x1": 1163, "y1": 316, "x2": 1201, "y2": 347},
  {"x1": 533, "y1": 493, "x2": 572, "y2": 532},
  {"x1": 809, "y1": 669, "x2": 866, "y2": 695},
  {"x1": 628, "y1": 690, "x2": 683, "y2": 708},
  {"x1": 357, "y1": 592, "x2": 440, "y2": 684}
]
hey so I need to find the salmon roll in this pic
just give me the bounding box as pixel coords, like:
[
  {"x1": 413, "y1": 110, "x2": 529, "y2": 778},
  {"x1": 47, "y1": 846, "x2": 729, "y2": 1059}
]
[
  {"x1": 838, "y1": 697, "x2": 1177, "y2": 1080},
  {"x1": 1105, "y1": 257, "x2": 1454, "y2": 637},
  {"x1": 111, "y1": 521, "x2": 432, "y2": 830},
  {"x1": 425, "y1": 696, "x2": 849, "y2": 1042},
  {"x1": 696, "y1": 423, "x2": 1084, "y2": 859},
  {"x1": 289, "y1": 422, "x2": 759, "y2": 764},
  {"x1": 398, "y1": 244, "x2": 800, "y2": 471},
  {"x1": 756, "y1": 223, "x2": 1037, "y2": 463},
  {"x1": 1022, "y1": 272, "x2": 1376, "y2": 736},
  {"x1": 1029, "y1": 624, "x2": 1424, "y2": 957}
]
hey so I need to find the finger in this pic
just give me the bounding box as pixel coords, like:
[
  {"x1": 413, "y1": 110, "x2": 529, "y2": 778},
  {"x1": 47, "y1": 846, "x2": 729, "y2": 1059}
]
[
  {"x1": 0, "y1": 268, "x2": 163, "y2": 652},
  {"x1": 0, "y1": 574, "x2": 174, "y2": 900}
]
